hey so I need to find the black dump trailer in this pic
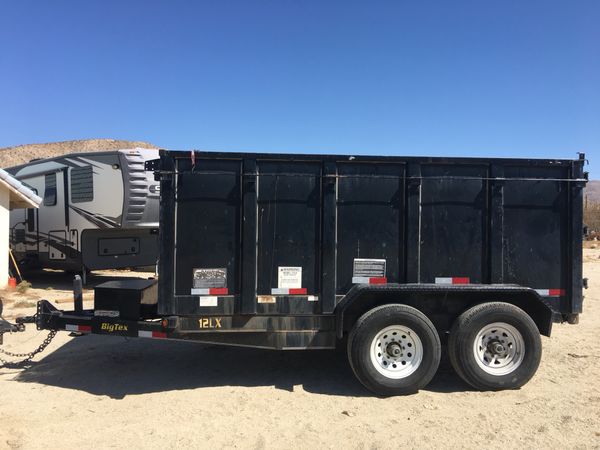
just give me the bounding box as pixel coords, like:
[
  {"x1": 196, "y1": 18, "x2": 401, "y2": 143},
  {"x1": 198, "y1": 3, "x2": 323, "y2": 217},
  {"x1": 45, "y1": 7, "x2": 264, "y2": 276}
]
[{"x1": 10, "y1": 150, "x2": 588, "y2": 396}]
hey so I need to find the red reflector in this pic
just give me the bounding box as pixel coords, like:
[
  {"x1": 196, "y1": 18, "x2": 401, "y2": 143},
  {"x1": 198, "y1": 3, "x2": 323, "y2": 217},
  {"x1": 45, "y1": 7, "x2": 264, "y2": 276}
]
[
  {"x1": 549, "y1": 289, "x2": 565, "y2": 296},
  {"x1": 152, "y1": 331, "x2": 167, "y2": 339},
  {"x1": 289, "y1": 288, "x2": 307, "y2": 295},
  {"x1": 369, "y1": 277, "x2": 387, "y2": 284},
  {"x1": 452, "y1": 277, "x2": 470, "y2": 284},
  {"x1": 209, "y1": 288, "x2": 228, "y2": 295},
  {"x1": 79, "y1": 325, "x2": 92, "y2": 332}
]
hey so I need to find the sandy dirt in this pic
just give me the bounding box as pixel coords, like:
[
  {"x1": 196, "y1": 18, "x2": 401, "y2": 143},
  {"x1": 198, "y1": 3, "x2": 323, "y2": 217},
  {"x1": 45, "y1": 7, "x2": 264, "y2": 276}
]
[{"x1": 1, "y1": 259, "x2": 599, "y2": 450}]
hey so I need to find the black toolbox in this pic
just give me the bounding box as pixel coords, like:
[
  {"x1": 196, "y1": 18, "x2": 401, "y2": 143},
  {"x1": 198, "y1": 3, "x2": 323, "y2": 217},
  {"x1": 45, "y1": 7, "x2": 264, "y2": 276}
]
[{"x1": 94, "y1": 279, "x2": 158, "y2": 320}]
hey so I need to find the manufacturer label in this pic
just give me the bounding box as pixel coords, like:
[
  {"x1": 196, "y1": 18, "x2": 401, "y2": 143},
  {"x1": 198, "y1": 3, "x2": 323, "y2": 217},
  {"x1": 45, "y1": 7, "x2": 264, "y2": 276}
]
[
  {"x1": 94, "y1": 310, "x2": 120, "y2": 318},
  {"x1": 100, "y1": 323, "x2": 129, "y2": 332},
  {"x1": 257, "y1": 295, "x2": 276, "y2": 304},
  {"x1": 353, "y1": 258, "x2": 386, "y2": 278},
  {"x1": 193, "y1": 268, "x2": 227, "y2": 288},
  {"x1": 278, "y1": 266, "x2": 302, "y2": 289}
]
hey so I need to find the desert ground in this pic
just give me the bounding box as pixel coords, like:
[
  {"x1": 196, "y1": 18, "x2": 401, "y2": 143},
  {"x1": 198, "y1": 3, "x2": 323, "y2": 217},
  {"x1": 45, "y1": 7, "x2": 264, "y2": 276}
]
[{"x1": 1, "y1": 256, "x2": 599, "y2": 450}]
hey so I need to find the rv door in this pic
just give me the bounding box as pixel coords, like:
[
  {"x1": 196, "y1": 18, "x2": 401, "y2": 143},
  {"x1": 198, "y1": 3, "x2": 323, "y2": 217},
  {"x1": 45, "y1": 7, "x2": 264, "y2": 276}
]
[
  {"x1": 25, "y1": 207, "x2": 38, "y2": 252},
  {"x1": 40, "y1": 170, "x2": 68, "y2": 261},
  {"x1": 11, "y1": 197, "x2": 38, "y2": 255},
  {"x1": 11, "y1": 209, "x2": 28, "y2": 254}
]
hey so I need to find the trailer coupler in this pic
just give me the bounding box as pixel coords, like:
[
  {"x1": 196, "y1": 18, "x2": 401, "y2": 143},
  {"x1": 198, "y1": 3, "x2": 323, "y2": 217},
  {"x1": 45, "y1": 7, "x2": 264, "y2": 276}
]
[
  {"x1": 1, "y1": 308, "x2": 44, "y2": 345},
  {"x1": 0, "y1": 317, "x2": 22, "y2": 345},
  {"x1": 1, "y1": 311, "x2": 58, "y2": 364},
  {"x1": 0, "y1": 317, "x2": 20, "y2": 333},
  {"x1": 16, "y1": 315, "x2": 36, "y2": 325}
]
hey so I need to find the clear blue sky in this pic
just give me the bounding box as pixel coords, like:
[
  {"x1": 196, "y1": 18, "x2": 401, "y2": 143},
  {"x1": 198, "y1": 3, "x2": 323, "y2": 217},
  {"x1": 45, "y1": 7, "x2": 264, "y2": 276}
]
[{"x1": 1, "y1": 1, "x2": 599, "y2": 176}]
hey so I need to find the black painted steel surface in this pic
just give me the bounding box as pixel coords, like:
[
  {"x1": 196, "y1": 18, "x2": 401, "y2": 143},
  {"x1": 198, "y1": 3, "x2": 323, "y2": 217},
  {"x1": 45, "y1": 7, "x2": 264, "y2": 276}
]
[{"x1": 156, "y1": 150, "x2": 586, "y2": 321}]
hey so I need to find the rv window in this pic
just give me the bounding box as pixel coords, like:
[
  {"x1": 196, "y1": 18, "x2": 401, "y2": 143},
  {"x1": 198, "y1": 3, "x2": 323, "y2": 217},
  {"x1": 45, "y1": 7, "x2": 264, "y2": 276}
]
[
  {"x1": 43, "y1": 173, "x2": 57, "y2": 206},
  {"x1": 70, "y1": 166, "x2": 94, "y2": 203}
]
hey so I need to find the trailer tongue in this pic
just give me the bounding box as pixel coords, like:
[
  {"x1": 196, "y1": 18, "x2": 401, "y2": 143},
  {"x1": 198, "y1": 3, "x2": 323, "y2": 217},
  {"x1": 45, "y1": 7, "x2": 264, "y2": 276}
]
[
  {"x1": 0, "y1": 318, "x2": 20, "y2": 345},
  {"x1": 1, "y1": 150, "x2": 587, "y2": 396}
]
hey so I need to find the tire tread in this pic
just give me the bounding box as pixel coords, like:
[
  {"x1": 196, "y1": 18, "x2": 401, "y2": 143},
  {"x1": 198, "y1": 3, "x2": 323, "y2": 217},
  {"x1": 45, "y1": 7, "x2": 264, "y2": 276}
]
[{"x1": 448, "y1": 302, "x2": 542, "y2": 391}]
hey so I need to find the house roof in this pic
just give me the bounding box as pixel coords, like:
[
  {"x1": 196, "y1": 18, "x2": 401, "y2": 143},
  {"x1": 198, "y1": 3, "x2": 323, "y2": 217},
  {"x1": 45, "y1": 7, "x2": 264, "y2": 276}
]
[{"x1": 0, "y1": 168, "x2": 42, "y2": 209}]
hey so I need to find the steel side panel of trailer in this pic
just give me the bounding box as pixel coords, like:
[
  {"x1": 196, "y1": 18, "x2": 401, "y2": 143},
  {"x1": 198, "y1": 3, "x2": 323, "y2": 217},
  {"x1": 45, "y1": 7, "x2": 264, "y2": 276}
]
[{"x1": 156, "y1": 151, "x2": 585, "y2": 319}]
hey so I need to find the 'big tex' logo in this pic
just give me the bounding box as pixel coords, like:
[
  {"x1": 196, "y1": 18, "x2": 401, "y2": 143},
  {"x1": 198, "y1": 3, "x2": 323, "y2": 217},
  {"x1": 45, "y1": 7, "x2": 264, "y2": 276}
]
[{"x1": 101, "y1": 323, "x2": 129, "y2": 332}]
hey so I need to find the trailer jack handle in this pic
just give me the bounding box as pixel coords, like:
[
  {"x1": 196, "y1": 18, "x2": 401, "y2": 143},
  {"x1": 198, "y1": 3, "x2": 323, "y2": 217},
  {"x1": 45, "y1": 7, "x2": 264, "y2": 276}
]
[{"x1": 72, "y1": 275, "x2": 83, "y2": 313}]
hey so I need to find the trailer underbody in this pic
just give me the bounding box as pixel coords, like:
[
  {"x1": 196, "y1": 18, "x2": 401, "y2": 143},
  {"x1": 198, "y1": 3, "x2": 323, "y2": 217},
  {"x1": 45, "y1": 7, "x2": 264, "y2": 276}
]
[{"x1": 28, "y1": 299, "x2": 337, "y2": 350}]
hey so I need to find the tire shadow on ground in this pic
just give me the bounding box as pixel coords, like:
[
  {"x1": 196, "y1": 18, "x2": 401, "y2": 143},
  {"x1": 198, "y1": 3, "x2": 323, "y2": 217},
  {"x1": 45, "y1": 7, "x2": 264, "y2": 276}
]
[{"x1": 12, "y1": 335, "x2": 473, "y2": 398}]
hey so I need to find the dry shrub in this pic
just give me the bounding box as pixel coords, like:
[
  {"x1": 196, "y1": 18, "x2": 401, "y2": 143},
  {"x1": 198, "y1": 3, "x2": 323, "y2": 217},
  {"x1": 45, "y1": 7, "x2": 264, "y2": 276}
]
[
  {"x1": 13, "y1": 300, "x2": 37, "y2": 308},
  {"x1": 584, "y1": 201, "x2": 600, "y2": 239},
  {"x1": 16, "y1": 280, "x2": 32, "y2": 294}
]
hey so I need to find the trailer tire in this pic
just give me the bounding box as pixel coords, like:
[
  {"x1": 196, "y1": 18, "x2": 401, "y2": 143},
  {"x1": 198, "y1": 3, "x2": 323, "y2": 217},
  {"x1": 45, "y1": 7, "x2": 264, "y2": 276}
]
[
  {"x1": 448, "y1": 302, "x2": 542, "y2": 391},
  {"x1": 347, "y1": 304, "x2": 441, "y2": 396}
]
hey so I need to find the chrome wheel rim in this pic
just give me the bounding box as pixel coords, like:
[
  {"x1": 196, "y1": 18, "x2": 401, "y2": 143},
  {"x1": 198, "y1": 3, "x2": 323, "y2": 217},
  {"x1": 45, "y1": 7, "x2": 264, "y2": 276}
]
[
  {"x1": 370, "y1": 325, "x2": 423, "y2": 379},
  {"x1": 473, "y1": 322, "x2": 525, "y2": 376}
]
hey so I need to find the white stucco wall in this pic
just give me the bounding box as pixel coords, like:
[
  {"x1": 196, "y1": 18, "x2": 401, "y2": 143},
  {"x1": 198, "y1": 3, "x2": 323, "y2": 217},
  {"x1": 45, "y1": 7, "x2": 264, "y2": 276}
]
[{"x1": 0, "y1": 188, "x2": 9, "y2": 287}]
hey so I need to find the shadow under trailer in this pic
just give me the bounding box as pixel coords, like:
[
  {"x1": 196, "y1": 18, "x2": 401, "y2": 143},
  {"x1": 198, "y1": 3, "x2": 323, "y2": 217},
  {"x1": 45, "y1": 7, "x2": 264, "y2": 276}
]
[{"x1": 3, "y1": 150, "x2": 588, "y2": 396}]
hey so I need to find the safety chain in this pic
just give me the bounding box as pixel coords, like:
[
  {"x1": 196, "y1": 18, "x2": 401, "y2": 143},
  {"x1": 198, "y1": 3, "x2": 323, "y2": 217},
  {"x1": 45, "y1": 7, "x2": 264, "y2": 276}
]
[{"x1": 0, "y1": 329, "x2": 57, "y2": 367}]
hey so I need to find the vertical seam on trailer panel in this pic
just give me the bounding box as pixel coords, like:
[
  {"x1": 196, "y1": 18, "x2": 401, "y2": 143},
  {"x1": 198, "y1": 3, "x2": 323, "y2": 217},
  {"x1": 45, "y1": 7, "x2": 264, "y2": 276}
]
[
  {"x1": 238, "y1": 160, "x2": 243, "y2": 311},
  {"x1": 482, "y1": 167, "x2": 488, "y2": 283},
  {"x1": 318, "y1": 163, "x2": 323, "y2": 311},
  {"x1": 417, "y1": 176, "x2": 422, "y2": 283},
  {"x1": 334, "y1": 166, "x2": 339, "y2": 301},
  {"x1": 401, "y1": 165, "x2": 406, "y2": 284},
  {"x1": 567, "y1": 161, "x2": 579, "y2": 312},
  {"x1": 173, "y1": 157, "x2": 178, "y2": 300},
  {"x1": 255, "y1": 161, "x2": 259, "y2": 303}
]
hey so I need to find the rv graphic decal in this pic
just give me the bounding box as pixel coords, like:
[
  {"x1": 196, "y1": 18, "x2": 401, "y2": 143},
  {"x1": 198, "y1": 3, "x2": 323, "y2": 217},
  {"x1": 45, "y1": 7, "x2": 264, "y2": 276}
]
[{"x1": 69, "y1": 205, "x2": 121, "y2": 229}]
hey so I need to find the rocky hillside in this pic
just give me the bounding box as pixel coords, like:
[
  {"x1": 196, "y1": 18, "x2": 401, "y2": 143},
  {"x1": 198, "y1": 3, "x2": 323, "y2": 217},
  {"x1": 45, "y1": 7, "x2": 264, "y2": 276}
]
[
  {"x1": 0, "y1": 139, "x2": 159, "y2": 168},
  {"x1": 3, "y1": 140, "x2": 598, "y2": 204},
  {"x1": 585, "y1": 180, "x2": 600, "y2": 205}
]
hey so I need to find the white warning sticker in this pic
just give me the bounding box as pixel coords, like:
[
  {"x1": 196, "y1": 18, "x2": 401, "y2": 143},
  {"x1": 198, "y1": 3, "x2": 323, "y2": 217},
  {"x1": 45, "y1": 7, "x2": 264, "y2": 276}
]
[
  {"x1": 193, "y1": 268, "x2": 227, "y2": 289},
  {"x1": 353, "y1": 258, "x2": 386, "y2": 278},
  {"x1": 199, "y1": 296, "x2": 218, "y2": 307},
  {"x1": 278, "y1": 267, "x2": 302, "y2": 289}
]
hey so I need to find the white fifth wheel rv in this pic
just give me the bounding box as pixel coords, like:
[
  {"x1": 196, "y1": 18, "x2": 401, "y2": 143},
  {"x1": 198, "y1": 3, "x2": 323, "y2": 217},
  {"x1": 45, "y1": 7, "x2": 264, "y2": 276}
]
[{"x1": 7, "y1": 149, "x2": 159, "y2": 275}]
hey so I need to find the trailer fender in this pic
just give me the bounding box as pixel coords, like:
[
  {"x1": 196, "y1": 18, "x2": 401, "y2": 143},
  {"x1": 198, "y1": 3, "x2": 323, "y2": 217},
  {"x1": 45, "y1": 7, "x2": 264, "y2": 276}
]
[{"x1": 335, "y1": 284, "x2": 554, "y2": 339}]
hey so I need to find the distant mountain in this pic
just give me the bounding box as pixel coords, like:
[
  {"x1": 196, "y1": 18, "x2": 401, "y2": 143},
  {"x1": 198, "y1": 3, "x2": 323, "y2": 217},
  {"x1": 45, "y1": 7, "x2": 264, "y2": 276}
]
[
  {"x1": 585, "y1": 180, "x2": 600, "y2": 205},
  {"x1": 3, "y1": 141, "x2": 598, "y2": 206},
  {"x1": 0, "y1": 139, "x2": 159, "y2": 168}
]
